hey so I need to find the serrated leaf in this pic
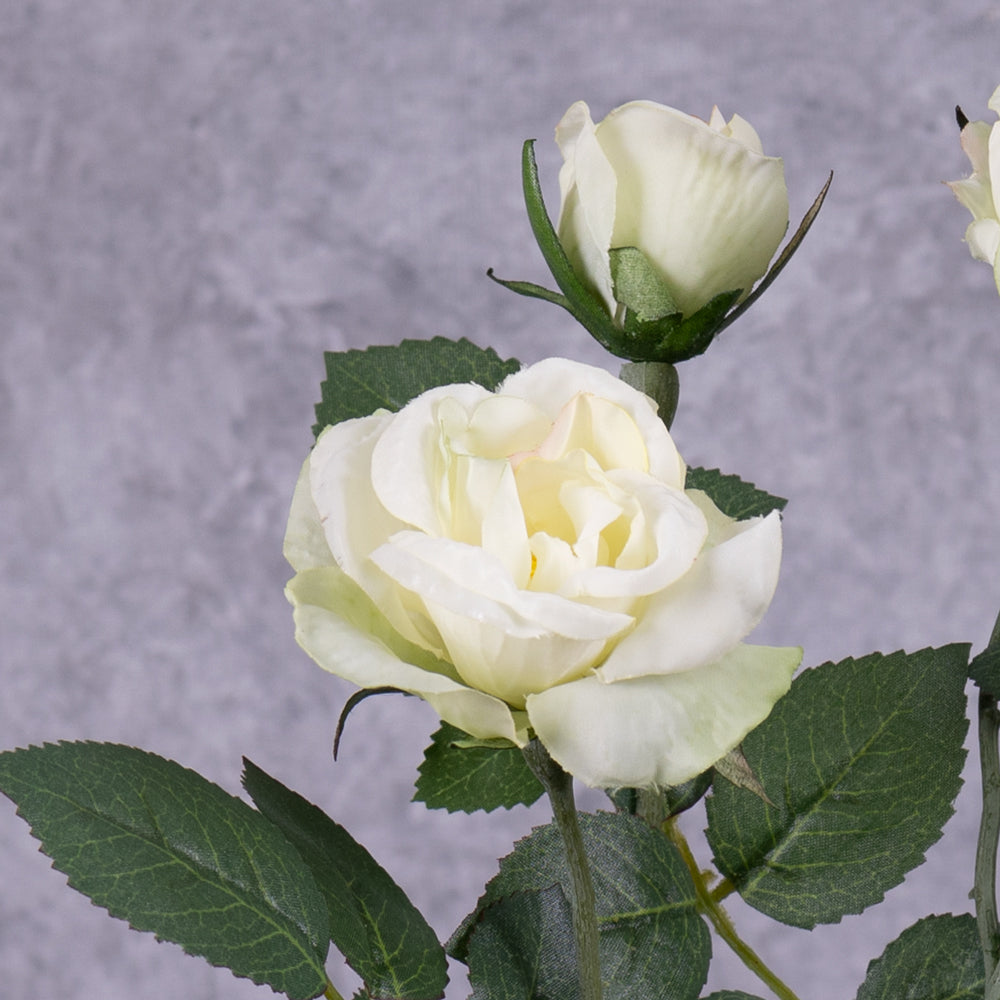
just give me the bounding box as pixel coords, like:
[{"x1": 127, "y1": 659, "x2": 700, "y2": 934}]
[
  {"x1": 313, "y1": 337, "x2": 521, "y2": 435},
  {"x1": 414, "y1": 724, "x2": 543, "y2": 814},
  {"x1": 466, "y1": 886, "x2": 578, "y2": 1000},
  {"x1": 242, "y1": 759, "x2": 447, "y2": 1000},
  {"x1": 706, "y1": 646, "x2": 970, "y2": 929},
  {"x1": 855, "y1": 913, "x2": 984, "y2": 999},
  {"x1": 451, "y1": 811, "x2": 710, "y2": 1000},
  {"x1": 0, "y1": 742, "x2": 329, "y2": 999},
  {"x1": 684, "y1": 467, "x2": 787, "y2": 520}
]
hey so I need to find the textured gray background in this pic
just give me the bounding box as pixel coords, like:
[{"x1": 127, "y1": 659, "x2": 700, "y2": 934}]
[{"x1": 2, "y1": 1, "x2": 999, "y2": 997}]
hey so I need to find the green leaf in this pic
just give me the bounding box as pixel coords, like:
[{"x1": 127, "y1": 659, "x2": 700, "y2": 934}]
[
  {"x1": 0, "y1": 742, "x2": 330, "y2": 1000},
  {"x1": 242, "y1": 759, "x2": 448, "y2": 1000},
  {"x1": 466, "y1": 886, "x2": 578, "y2": 1000},
  {"x1": 414, "y1": 724, "x2": 543, "y2": 813},
  {"x1": 451, "y1": 811, "x2": 710, "y2": 1000},
  {"x1": 684, "y1": 467, "x2": 787, "y2": 520},
  {"x1": 706, "y1": 646, "x2": 970, "y2": 929},
  {"x1": 313, "y1": 336, "x2": 521, "y2": 435},
  {"x1": 855, "y1": 913, "x2": 984, "y2": 999},
  {"x1": 609, "y1": 246, "x2": 679, "y2": 322}
]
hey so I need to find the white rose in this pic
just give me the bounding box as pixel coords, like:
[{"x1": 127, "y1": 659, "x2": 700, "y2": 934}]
[
  {"x1": 948, "y1": 86, "x2": 1000, "y2": 293},
  {"x1": 284, "y1": 357, "x2": 799, "y2": 788},
  {"x1": 556, "y1": 100, "x2": 789, "y2": 319}
]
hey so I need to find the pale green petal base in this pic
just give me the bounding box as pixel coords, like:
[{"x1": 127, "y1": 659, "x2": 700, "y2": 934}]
[{"x1": 527, "y1": 643, "x2": 802, "y2": 788}]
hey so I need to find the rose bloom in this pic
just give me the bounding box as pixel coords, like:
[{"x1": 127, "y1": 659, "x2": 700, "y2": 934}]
[
  {"x1": 556, "y1": 100, "x2": 789, "y2": 319},
  {"x1": 285, "y1": 358, "x2": 799, "y2": 788},
  {"x1": 948, "y1": 85, "x2": 1000, "y2": 294}
]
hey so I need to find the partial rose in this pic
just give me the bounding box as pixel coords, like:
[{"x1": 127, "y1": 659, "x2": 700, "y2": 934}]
[
  {"x1": 556, "y1": 100, "x2": 789, "y2": 319},
  {"x1": 285, "y1": 357, "x2": 799, "y2": 789},
  {"x1": 948, "y1": 86, "x2": 1000, "y2": 294}
]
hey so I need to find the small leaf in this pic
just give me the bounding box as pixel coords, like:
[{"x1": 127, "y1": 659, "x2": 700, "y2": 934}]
[
  {"x1": 609, "y1": 246, "x2": 679, "y2": 322},
  {"x1": 684, "y1": 467, "x2": 787, "y2": 520},
  {"x1": 855, "y1": 913, "x2": 984, "y2": 999},
  {"x1": 466, "y1": 886, "x2": 578, "y2": 1000},
  {"x1": 313, "y1": 337, "x2": 520, "y2": 436},
  {"x1": 451, "y1": 811, "x2": 710, "y2": 1000},
  {"x1": 0, "y1": 743, "x2": 330, "y2": 1000},
  {"x1": 242, "y1": 759, "x2": 448, "y2": 1000},
  {"x1": 706, "y1": 646, "x2": 970, "y2": 929},
  {"x1": 414, "y1": 724, "x2": 543, "y2": 814}
]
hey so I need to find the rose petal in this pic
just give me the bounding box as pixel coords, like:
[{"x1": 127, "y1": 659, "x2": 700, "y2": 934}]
[
  {"x1": 283, "y1": 454, "x2": 334, "y2": 573},
  {"x1": 594, "y1": 100, "x2": 788, "y2": 315},
  {"x1": 596, "y1": 509, "x2": 782, "y2": 682},
  {"x1": 527, "y1": 642, "x2": 801, "y2": 788},
  {"x1": 555, "y1": 100, "x2": 618, "y2": 313},
  {"x1": 287, "y1": 566, "x2": 527, "y2": 744}
]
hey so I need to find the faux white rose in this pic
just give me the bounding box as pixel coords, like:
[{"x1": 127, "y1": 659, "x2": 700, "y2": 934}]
[
  {"x1": 948, "y1": 86, "x2": 1000, "y2": 294},
  {"x1": 555, "y1": 100, "x2": 789, "y2": 320},
  {"x1": 284, "y1": 357, "x2": 800, "y2": 789}
]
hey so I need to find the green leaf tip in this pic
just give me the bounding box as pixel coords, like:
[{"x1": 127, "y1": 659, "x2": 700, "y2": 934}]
[
  {"x1": 0, "y1": 741, "x2": 330, "y2": 999},
  {"x1": 684, "y1": 467, "x2": 788, "y2": 520},
  {"x1": 313, "y1": 337, "x2": 521, "y2": 437},
  {"x1": 414, "y1": 723, "x2": 544, "y2": 813}
]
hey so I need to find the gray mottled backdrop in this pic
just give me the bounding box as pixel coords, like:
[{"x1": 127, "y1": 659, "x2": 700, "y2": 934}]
[{"x1": 2, "y1": 1, "x2": 999, "y2": 997}]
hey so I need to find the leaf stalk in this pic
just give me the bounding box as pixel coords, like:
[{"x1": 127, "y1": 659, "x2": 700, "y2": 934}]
[{"x1": 665, "y1": 818, "x2": 803, "y2": 1000}]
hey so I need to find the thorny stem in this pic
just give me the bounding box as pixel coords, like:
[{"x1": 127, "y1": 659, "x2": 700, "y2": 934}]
[
  {"x1": 665, "y1": 819, "x2": 803, "y2": 1000},
  {"x1": 522, "y1": 740, "x2": 603, "y2": 1000}
]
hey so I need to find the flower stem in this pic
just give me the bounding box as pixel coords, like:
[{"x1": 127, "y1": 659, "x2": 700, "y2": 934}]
[
  {"x1": 665, "y1": 819, "x2": 803, "y2": 1000},
  {"x1": 522, "y1": 740, "x2": 603, "y2": 1000},
  {"x1": 977, "y1": 688, "x2": 1000, "y2": 997}
]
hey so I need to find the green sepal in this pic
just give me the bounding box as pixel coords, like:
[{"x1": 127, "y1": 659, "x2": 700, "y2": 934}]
[
  {"x1": 706, "y1": 645, "x2": 970, "y2": 929},
  {"x1": 609, "y1": 246, "x2": 679, "y2": 322},
  {"x1": 313, "y1": 336, "x2": 520, "y2": 436},
  {"x1": 242, "y1": 759, "x2": 448, "y2": 1000},
  {"x1": 684, "y1": 467, "x2": 788, "y2": 520},
  {"x1": 451, "y1": 811, "x2": 711, "y2": 1000},
  {"x1": 0, "y1": 742, "x2": 330, "y2": 1000},
  {"x1": 414, "y1": 723, "x2": 543, "y2": 813},
  {"x1": 333, "y1": 687, "x2": 411, "y2": 760},
  {"x1": 855, "y1": 913, "x2": 984, "y2": 999},
  {"x1": 608, "y1": 769, "x2": 712, "y2": 821}
]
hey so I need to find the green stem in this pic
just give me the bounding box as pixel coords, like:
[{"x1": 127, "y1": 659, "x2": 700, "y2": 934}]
[
  {"x1": 666, "y1": 819, "x2": 803, "y2": 1000},
  {"x1": 977, "y1": 689, "x2": 1000, "y2": 996},
  {"x1": 522, "y1": 740, "x2": 603, "y2": 1000}
]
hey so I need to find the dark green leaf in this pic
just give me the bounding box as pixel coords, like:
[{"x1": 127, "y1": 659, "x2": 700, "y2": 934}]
[
  {"x1": 451, "y1": 811, "x2": 710, "y2": 1000},
  {"x1": 855, "y1": 913, "x2": 984, "y2": 999},
  {"x1": 313, "y1": 337, "x2": 521, "y2": 436},
  {"x1": 466, "y1": 886, "x2": 578, "y2": 1000},
  {"x1": 706, "y1": 646, "x2": 970, "y2": 929},
  {"x1": 414, "y1": 724, "x2": 543, "y2": 813},
  {"x1": 969, "y1": 606, "x2": 1000, "y2": 695},
  {"x1": 242, "y1": 759, "x2": 448, "y2": 1000},
  {"x1": 0, "y1": 743, "x2": 329, "y2": 999},
  {"x1": 684, "y1": 467, "x2": 787, "y2": 520}
]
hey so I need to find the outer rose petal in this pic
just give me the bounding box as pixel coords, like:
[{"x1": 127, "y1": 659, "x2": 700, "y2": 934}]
[
  {"x1": 597, "y1": 509, "x2": 783, "y2": 682},
  {"x1": 594, "y1": 100, "x2": 788, "y2": 316},
  {"x1": 287, "y1": 565, "x2": 527, "y2": 745},
  {"x1": 527, "y1": 643, "x2": 802, "y2": 788}
]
